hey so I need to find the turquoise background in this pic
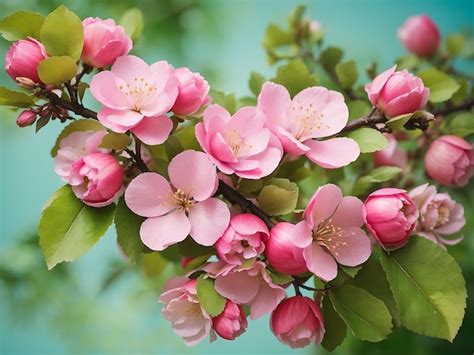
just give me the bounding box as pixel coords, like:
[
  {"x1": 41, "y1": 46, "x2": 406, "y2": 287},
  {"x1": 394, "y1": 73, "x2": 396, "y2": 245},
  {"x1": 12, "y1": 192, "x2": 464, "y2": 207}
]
[{"x1": 0, "y1": 0, "x2": 473, "y2": 354}]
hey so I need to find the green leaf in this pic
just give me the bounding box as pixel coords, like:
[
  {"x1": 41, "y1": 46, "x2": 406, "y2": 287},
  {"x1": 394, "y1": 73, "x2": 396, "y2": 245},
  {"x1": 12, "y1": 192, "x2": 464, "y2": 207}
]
[
  {"x1": 211, "y1": 90, "x2": 237, "y2": 114},
  {"x1": 347, "y1": 100, "x2": 371, "y2": 120},
  {"x1": 346, "y1": 128, "x2": 388, "y2": 153},
  {"x1": 335, "y1": 60, "x2": 358, "y2": 89},
  {"x1": 417, "y1": 68, "x2": 460, "y2": 103},
  {"x1": 446, "y1": 33, "x2": 465, "y2": 56},
  {"x1": 115, "y1": 197, "x2": 144, "y2": 265},
  {"x1": 141, "y1": 252, "x2": 167, "y2": 278},
  {"x1": 451, "y1": 78, "x2": 469, "y2": 104},
  {"x1": 329, "y1": 284, "x2": 393, "y2": 342},
  {"x1": 38, "y1": 56, "x2": 78, "y2": 85},
  {"x1": 380, "y1": 237, "x2": 467, "y2": 341},
  {"x1": 447, "y1": 112, "x2": 474, "y2": 137},
  {"x1": 340, "y1": 264, "x2": 362, "y2": 278},
  {"x1": 0, "y1": 86, "x2": 34, "y2": 108},
  {"x1": 164, "y1": 135, "x2": 184, "y2": 160},
  {"x1": 40, "y1": 5, "x2": 84, "y2": 60},
  {"x1": 385, "y1": 113, "x2": 412, "y2": 129},
  {"x1": 99, "y1": 132, "x2": 131, "y2": 150},
  {"x1": 268, "y1": 270, "x2": 294, "y2": 285},
  {"x1": 78, "y1": 82, "x2": 89, "y2": 102},
  {"x1": 183, "y1": 254, "x2": 213, "y2": 273},
  {"x1": 51, "y1": 119, "x2": 104, "y2": 156},
  {"x1": 319, "y1": 47, "x2": 343, "y2": 71},
  {"x1": 258, "y1": 178, "x2": 299, "y2": 216},
  {"x1": 395, "y1": 55, "x2": 419, "y2": 70},
  {"x1": 272, "y1": 59, "x2": 318, "y2": 97},
  {"x1": 120, "y1": 8, "x2": 144, "y2": 42},
  {"x1": 0, "y1": 10, "x2": 44, "y2": 41},
  {"x1": 177, "y1": 237, "x2": 214, "y2": 258},
  {"x1": 249, "y1": 71, "x2": 266, "y2": 96},
  {"x1": 262, "y1": 24, "x2": 293, "y2": 51},
  {"x1": 288, "y1": 5, "x2": 306, "y2": 28},
  {"x1": 39, "y1": 185, "x2": 115, "y2": 269},
  {"x1": 321, "y1": 295, "x2": 347, "y2": 352},
  {"x1": 352, "y1": 166, "x2": 402, "y2": 196},
  {"x1": 196, "y1": 275, "x2": 227, "y2": 317}
]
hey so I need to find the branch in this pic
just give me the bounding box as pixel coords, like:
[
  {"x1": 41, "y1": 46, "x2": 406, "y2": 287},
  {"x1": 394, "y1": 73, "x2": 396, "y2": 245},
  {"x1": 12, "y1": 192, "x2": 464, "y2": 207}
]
[
  {"x1": 42, "y1": 90, "x2": 97, "y2": 119},
  {"x1": 432, "y1": 98, "x2": 474, "y2": 117},
  {"x1": 339, "y1": 107, "x2": 387, "y2": 133}
]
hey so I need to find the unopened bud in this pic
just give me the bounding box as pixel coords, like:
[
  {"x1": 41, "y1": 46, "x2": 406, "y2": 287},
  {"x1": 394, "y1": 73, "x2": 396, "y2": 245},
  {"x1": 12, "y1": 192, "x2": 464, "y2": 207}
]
[
  {"x1": 16, "y1": 109, "x2": 37, "y2": 127},
  {"x1": 16, "y1": 76, "x2": 37, "y2": 90}
]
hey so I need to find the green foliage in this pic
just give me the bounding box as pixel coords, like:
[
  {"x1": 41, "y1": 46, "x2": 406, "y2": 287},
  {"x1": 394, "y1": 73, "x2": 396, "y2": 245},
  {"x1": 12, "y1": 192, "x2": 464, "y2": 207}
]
[
  {"x1": 417, "y1": 68, "x2": 460, "y2": 103},
  {"x1": 0, "y1": 10, "x2": 44, "y2": 41},
  {"x1": 346, "y1": 128, "x2": 388, "y2": 153},
  {"x1": 451, "y1": 78, "x2": 469, "y2": 104},
  {"x1": 352, "y1": 166, "x2": 402, "y2": 196},
  {"x1": 115, "y1": 197, "x2": 144, "y2": 265},
  {"x1": 272, "y1": 59, "x2": 318, "y2": 97},
  {"x1": 446, "y1": 33, "x2": 465, "y2": 56},
  {"x1": 396, "y1": 55, "x2": 419, "y2": 70},
  {"x1": 40, "y1": 5, "x2": 84, "y2": 60},
  {"x1": 51, "y1": 119, "x2": 104, "y2": 156},
  {"x1": 262, "y1": 23, "x2": 293, "y2": 54},
  {"x1": 249, "y1": 71, "x2": 266, "y2": 96},
  {"x1": 319, "y1": 46, "x2": 343, "y2": 71},
  {"x1": 39, "y1": 185, "x2": 115, "y2": 270},
  {"x1": 0, "y1": 85, "x2": 34, "y2": 108},
  {"x1": 258, "y1": 178, "x2": 299, "y2": 216},
  {"x1": 120, "y1": 8, "x2": 144, "y2": 42},
  {"x1": 335, "y1": 60, "x2": 358, "y2": 89},
  {"x1": 38, "y1": 56, "x2": 78, "y2": 85},
  {"x1": 321, "y1": 295, "x2": 347, "y2": 352},
  {"x1": 196, "y1": 275, "x2": 227, "y2": 317},
  {"x1": 182, "y1": 254, "x2": 213, "y2": 273},
  {"x1": 268, "y1": 269, "x2": 294, "y2": 285},
  {"x1": 447, "y1": 112, "x2": 474, "y2": 137},
  {"x1": 99, "y1": 132, "x2": 132, "y2": 150},
  {"x1": 141, "y1": 252, "x2": 167, "y2": 278},
  {"x1": 211, "y1": 90, "x2": 237, "y2": 114},
  {"x1": 177, "y1": 237, "x2": 214, "y2": 258},
  {"x1": 380, "y1": 237, "x2": 467, "y2": 341},
  {"x1": 347, "y1": 100, "x2": 371, "y2": 120}
]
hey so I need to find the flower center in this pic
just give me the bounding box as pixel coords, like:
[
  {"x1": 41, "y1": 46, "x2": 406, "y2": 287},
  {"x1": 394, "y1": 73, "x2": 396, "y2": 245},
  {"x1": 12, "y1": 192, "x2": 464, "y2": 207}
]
[
  {"x1": 428, "y1": 203, "x2": 450, "y2": 228},
  {"x1": 119, "y1": 77, "x2": 157, "y2": 111},
  {"x1": 170, "y1": 189, "x2": 195, "y2": 212},
  {"x1": 313, "y1": 219, "x2": 349, "y2": 256},
  {"x1": 223, "y1": 129, "x2": 245, "y2": 156},
  {"x1": 291, "y1": 102, "x2": 329, "y2": 140}
]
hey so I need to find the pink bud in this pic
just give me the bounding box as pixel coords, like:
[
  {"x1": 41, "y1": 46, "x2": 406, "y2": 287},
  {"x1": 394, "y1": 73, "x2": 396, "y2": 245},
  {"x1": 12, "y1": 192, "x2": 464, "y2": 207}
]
[
  {"x1": 5, "y1": 38, "x2": 48, "y2": 83},
  {"x1": 271, "y1": 296, "x2": 325, "y2": 349},
  {"x1": 373, "y1": 134, "x2": 408, "y2": 169},
  {"x1": 212, "y1": 300, "x2": 248, "y2": 340},
  {"x1": 424, "y1": 135, "x2": 474, "y2": 187},
  {"x1": 16, "y1": 109, "x2": 37, "y2": 127},
  {"x1": 266, "y1": 222, "x2": 308, "y2": 275},
  {"x1": 171, "y1": 67, "x2": 211, "y2": 116},
  {"x1": 81, "y1": 17, "x2": 133, "y2": 68},
  {"x1": 180, "y1": 256, "x2": 193, "y2": 269},
  {"x1": 363, "y1": 188, "x2": 418, "y2": 250},
  {"x1": 398, "y1": 14, "x2": 440, "y2": 57}
]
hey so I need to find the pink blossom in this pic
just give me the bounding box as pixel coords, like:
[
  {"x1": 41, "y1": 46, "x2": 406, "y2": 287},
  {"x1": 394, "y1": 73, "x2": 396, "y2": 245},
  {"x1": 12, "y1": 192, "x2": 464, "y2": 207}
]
[
  {"x1": 172, "y1": 67, "x2": 211, "y2": 116},
  {"x1": 195, "y1": 104, "x2": 283, "y2": 179},
  {"x1": 271, "y1": 296, "x2": 325, "y2": 349},
  {"x1": 424, "y1": 135, "x2": 474, "y2": 187},
  {"x1": 125, "y1": 150, "x2": 230, "y2": 251},
  {"x1": 409, "y1": 184, "x2": 465, "y2": 247},
  {"x1": 266, "y1": 222, "x2": 308, "y2": 275},
  {"x1": 373, "y1": 134, "x2": 408, "y2": 169},
  {"x1": 364, "y1": 188, "x2": 418, "y2": 250},
  {"x1": 215, "y1": 213, "x2": 269, "y2": 265},
  {"x1": 257, "y1": 82, "x2": 359, "y2": 168},
  {"x1": 90, "y1": 55, "x2": 178, "y2": 145},
  {"x1": 159, "y1": 277, "x2": 212, "y2": 346},
  {"x1": 81, "y1": 17, "x2": 133, "y2": 68},
  {"x1": 16, "y1": 109, "x2": 37, "y2": 127},
  {"x1": 398, "y1": 15, "x2": 440, "y2": 57},
  {"x1": 5, "y1": 37, "x2": 48, "y2": 83},
  {"x1": 212, "y1": 300, "x2": 248, "y2": 340}
]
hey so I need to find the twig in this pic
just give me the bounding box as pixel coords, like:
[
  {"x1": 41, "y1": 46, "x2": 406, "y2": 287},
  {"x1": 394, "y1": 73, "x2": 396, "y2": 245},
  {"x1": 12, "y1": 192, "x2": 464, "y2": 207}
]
[{"x1": 432, "y1": 98, "x2": 474, "y2": 116}]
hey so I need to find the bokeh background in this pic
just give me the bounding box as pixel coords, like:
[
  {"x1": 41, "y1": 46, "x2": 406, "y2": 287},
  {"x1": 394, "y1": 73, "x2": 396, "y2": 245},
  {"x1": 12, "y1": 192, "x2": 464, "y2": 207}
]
[{"x1": 0, "y1": 0, "x2": 473, "y2": 354}]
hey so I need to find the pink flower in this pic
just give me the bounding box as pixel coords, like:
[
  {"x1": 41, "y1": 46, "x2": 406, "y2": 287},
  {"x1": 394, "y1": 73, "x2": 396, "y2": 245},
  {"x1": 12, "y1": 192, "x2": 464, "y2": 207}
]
[
  {"x1": 212, "y1": 300, "x2": 248, "y2": 340},
  {"x1": 364, "y1": 188, "x2": 418, "y2": 250},
  {"x1": 172, "y1": 67, "x2": 211, "y2": 116},
  {"x1": 409, "y1": 184, "x2": 465, "y2": 247},
  {"x1": 289, "y1": 184, "x2": 371, "y2": 281},
  {"x1": 215, "y1": 213, "x2": 269, "y2": 265},
  {"x1": 90, "y1": 55, "x2": 178, "y2": 145},
  {"x1": 309, "y1": 20, "x2": 322, "y2": 33},
  {"x1": 398, "y1": 15, "x2": 440, "y2": 57},
  {"x1": 5, "y1": 37, "x2": 48, "y2": 83},
  {"x1": 159, "y1": 277, "x2": 212, "y2": 346},
  {"x1": 365, "y1": 65, "x2": 429, "y2": 118},
  {"x1": 257, "y1": 82, "x2": 359, "y2": 168},
  {"x1": 424, "y1": 135, "x2": 474, "y2": 187},
  {"x1": 373, "y1": 134, "x2": 408, "y2": 169},
  {"x1": 16, "y1": 109, "x2": 37, "y2": 127},
  {"x1": 266, "y1": 222, "x2": 308, "y2": 275},
  {"x1": 125, "y1": 150, "x2": 230, "y2": 251},
  {"x1": 271, "y1": 296, "x2": 325, "y2": 349},
  {"x1": 81, "y1": 17, "x2": 133, "y2": 68},
  {"x1": 195, "y1": 104, "x2": 283, "y2": 179}
]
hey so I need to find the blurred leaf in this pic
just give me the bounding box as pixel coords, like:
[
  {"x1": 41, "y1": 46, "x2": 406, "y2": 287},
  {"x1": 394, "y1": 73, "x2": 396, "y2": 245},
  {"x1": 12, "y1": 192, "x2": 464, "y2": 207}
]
[
  {"x1": 268, "y1": 270, "x2": 294, "y2": 285},
  {"x1": 99, "y1": 132, "x2": 131, "y2": 150},
  {"x1": 288, "y1": 5, "x2": 306, "y2": 28},
  {"x1": 115, "y1": 197, "x2": 144, "y2": 265},
  {"x1": 346, "y1": 128, "x2": 388, "y2": 153},
  {"x1": 51, "y1": 119, "x2": 104, "y2": 156},
  {"x1": 272, "y1": 59, "x2": 318, "y2": 97},
  {"x1": 319, "y1": 46, "x2": 343, "y2": 71},
  {"x1": 447, "y1": 112, "x2": 474, "y2": 137},
  {"x1": 258, "y1": 178, "x2": 299, "y2": 216},
  {"x1": 39, "y1": 185, "x2": 115, "y2": 269},
  {"x1": 177, "y1": 237, "x2": 214, "y2": 258},
  {"x1": 335, "y1": 60, "x2": 358, "y2": 89},
  {"x1": 164, "y1": 135, "x2": 184, "y2": 160},
  {"x1": 0, "y1": 10, "x2": 44, "y2": 41},
  {"x1": 141, "y1": 252, "x2": 167, "y2": 278},
  {"x1": 380, "y1": 237, "x2": 467, "y2": 341},
  {"x1": 77, "y1": 82, "x2": 89, "y2": 102},
  {"x1": 196, "y1": 275, "x2": 226, "y2": 317},
  {"x1": 396, "y1": 55, "x2": 419, "y2": 70},
  {"x1": 211, "y1": 90, "x2": 237, "y2": 114},
  {"x1": 35, "y1": 114, "x2": 50, "y2": 132},
  {"x1": 183, "y1": 254, "x2": 212, "y2": 273},
  {"x1": 366, "y1": 61, "x2": 378, "y2": 79},
  {"x1": 263, "y1": 23, "x2": 293, "y2": 51},
  {"x1": 239, "y1": 179, "x2": 263, "y2": 193},
  {"x1": 417, "y1": 68, "x2": 460, "y2": 103},
  {"x1": 321, "y1": 295, "x2": 347, "y2": 352},
  {"x1": 38, "y1": 56, "x2": 78, "y2": 85},
  {"x1": 120, "y1": 8, "x2": 144, "y2": 42},
  {"x1": 40, "y1": 5, "x2": 84, "y2": 60},
  {"x1": 347, "y1": 100, "x2": 371, "y2": 120},
  {"x1": 238, "y1": 96, "x2": 257, "y2": 107},
  {"x1": 451, "y1": 78, "x2": 469, "y2": 104},
  {"x1": 446, "y1": 33, "x2": 465, "y2": 56},
  {"x1": 249, "y1": 71, "x2": 266, "y2": 96},
  {"x1": 352, "y1": 166, "x2": 402, "y2": 196},
  {"x1": 0, "y1": 85, "x2": 34, "y2": 108}
]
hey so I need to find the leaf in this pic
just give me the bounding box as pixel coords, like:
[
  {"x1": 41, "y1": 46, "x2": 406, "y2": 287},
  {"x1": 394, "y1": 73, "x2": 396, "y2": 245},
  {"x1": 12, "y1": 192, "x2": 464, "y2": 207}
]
[
  {"x1": 451, "y1": 78, "x2": 469, "y2": 104},
  {"x1": 0, "y1": 10, "x2": 44, "y2": 41},
  {"x1": 99, "y1": 132, "x2": 131, "y2": 150},
  {"x1": 321, "y1": 295, "x2": 347, "y2": 352},
  {"x1": 196, "y1": 275, "x2": 227, "y2": 317},
  {"x1": 177, "y1": 237, "x2": 214, "y2": 258},
  {"x1": 346, "y1": 128, "x2": 388, "y2": 153},
  {"x1": 288, "y1": 5, "x2": 306, "y2": 28},
  {"x1": 262, "y1": 24, "x2": 293, "y2": 51},
  {"x1": 347, "y1": 100, "x2": 371, "y2": 120},
  {"x1": 40, "y1": 5, "x2": 84, "y2": 60},
  {"x1": 329, "y1": 284, "x2": 393, "y2": 342},
  {"x1": 211, "y1": 90, "x2": 237, "y2": 114},
  {"x1": 272, "y1": 59, "x2": 318, "y2": 97},
  {"x1": 51, "y1": 119, "x2": 104, "y2": 156},
  {"x1": 319, "y1": 47, "x2": 343, "y2": 71},
  {"x1": 335, "y1": 60, "x2": 358, "y2": 89},
  {"x1": 446, "y1": 33, "x2": 465, "y2": 56},
  {"x1": 120, "y1": 8, "x2": 144, "y2": 42},
  {"x1": 38, "y1": 56, "x2": 78, "y2": 85},
  {"x1": 396, "y1": 55, "x2": 419, "y2": 70},
  {"x1": 340, "y1": 264, "x2": 362, "y2": 278},
  {"x1": 352, "y1": 166, "x2": 402, "y2": 196},
  {"x1": 417, "y1": 68, "x2": 460, "y2": 103},
  {"x1": 258, "y1": 178, "x2": 299, "y2": 216},
  {"x1": 78, "y1": 82, "x2": 89, "y2": 102},
  {"x1": 447, "y1": 112, "x2": 474, "y2": 137},
  {"x1": 268, "y1": 270, "x2": 294, "y2": 285},
  {"x1": 249, "y1": 71, "x2": 266, "y2": 96},
  {"x1": 39, "y1": 185, "x2": 115, "y2": 269},
  {"x1": 380, "y1": 237, "x2": 467, "y2": 341},
  {"x1": 141, "y1": 252, "x2": 167, "y2": 278},
  {"x1": 115, "y1": 197, "x2": 144, "y2": 265},
  {"x1": 164, "y1": 135, "x2": 184, "y2": 160},
  {"x1": 183, "y1": 254, "x2": 213, "y2": 273},
  {"x1": 0, "y1": 86, "x2": 34, "y2": 108},
  {"x1": 35, "y1": 114, "x2": 50, "y2": 133}
]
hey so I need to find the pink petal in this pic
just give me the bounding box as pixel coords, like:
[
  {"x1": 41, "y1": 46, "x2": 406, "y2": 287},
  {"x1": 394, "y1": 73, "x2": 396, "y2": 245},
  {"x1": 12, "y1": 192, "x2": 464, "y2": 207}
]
[
  {"x1": 364, "y1": 65, "x2": 397, "y2": 104},
  {"x1": 237, "y1": 129, "x2": 270, "y2": 158},
  {"x1": 276, "y1": 127, "x2": 310, "y2": 156},
  {"x1": 304, "y1": 184, "x2": 342, "y2": 227},
  {"x1": 150, "y1": 60, "x2": 178, "y2": 96},
  {"x1": 203, "y1": 104, "x2": 232, "y2": 133},
  {"x1": 249, "y1": 278, "x2": 285, "y2": 320},
  {"x1": 288, "y1": 221, "x2": 313, "y2": 248},
  {"x1": 257, "y1": 82, "x2": 292, "y2": 129},
  {"x1": 130, "y1": 115, "x2": 173, "y2": 145},
  {"x1": 236, "y1": 147, "x2": 282, "y2": 179},
  {"x1": 383, "y1": 91, "x2": 424, "y2": 117},
  {"x1": 92, "y1": 40, "x2": 128, "y2": 68},
  {"x1": 305, "y1": 137, "x2": 360, "y2": 169},
  {"x1": 111, "y1": 55, "x2": 152, "y2": 83},
  {"x1": 231, "y1": 213, "x2": 269, "y2": 236},
  {"x1": 97, "y1": 108, "x2": 130, "y2": 133},
  {"x1": 226, "y1": 107, "x2": 265, "y2": 137},
  {"x1": 303, "y1": 243, "x2": 338, "y2": 281},
  {"x1": 188, "y1": 198, "x2": 231, "y2": 246},
  {"x1": 331, "y1": 196, "x2": 365, "y2": 228},
  {"x1": 90, "y1": 71, "x2": 130, "y2": 110},
  {"x1": 214, "y1": 270, "x2": 260, "y2": 304},
  {"x1": 435, "y1": 203, "x2": 465, "y2": 234},
  {"x1": 209, "y1": 133, "x2": 238, "y2": 163},
  {"x1": 329, "y1": 227, "x2": 371, "y2": 267},
  {"x1": 97, "y1": 107, "x2": 143, "y2": 131}
]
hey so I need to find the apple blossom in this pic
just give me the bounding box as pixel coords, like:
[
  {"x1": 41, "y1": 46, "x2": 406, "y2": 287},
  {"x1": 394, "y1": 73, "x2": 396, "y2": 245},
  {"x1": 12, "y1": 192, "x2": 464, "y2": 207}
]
[
  {"x1": 398, "y1": 14, "x2": 440, "y2": 57},
  {"x1": 257, "y1": 82, "x2": 360, "y2": 168},
  {"x1": 373, "y1": 134, "x2": 408, "y2": 169},
  {"x1": 212, "y1": 300, "x2": 248, "y2": 340},
  {"x1": 16, "y1": 109, "x2": 37, "y2": 127},
  {"x1": 172, "y1": 67, "x2": 211, "y2": 116},
  {"x1": 5, "y1": 37, "x2": 48, "y2": 83}
]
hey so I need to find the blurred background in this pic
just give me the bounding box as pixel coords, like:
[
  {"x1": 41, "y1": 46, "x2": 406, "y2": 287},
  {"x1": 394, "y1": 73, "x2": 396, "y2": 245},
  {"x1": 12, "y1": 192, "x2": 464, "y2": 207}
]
[{"x1": 0, "y1": 0, "x2": 473, "y2": 354}]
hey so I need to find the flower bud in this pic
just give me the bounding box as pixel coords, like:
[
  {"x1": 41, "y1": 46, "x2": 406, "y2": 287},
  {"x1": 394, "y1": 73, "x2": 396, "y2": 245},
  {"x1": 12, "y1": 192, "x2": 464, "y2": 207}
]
[
  {"x1": 5, "y1": 38, "x2": 48, "y2": 83},
  {"x1": 424, "y1": 135, "x2": 473, "y2": 187},
  {"x1": 172, "y1": 67, "x2": 211, "y2": 116},
  {"x1": 398, "y1": 14, "x2": 440, "y2": 57},
  {"x1": 266, "y1": 222, "x2": 308, "y2": 275},
  {"x1": 16, "y1": 109, "x2": 37, "y2": 127},
  {"x1": 16, "y1": 77, "x2": 37, "y2": 90},
  {"x1": 212, "y1": 300, "x2": 248, "y2": 340},
  {"x1": 271, "y1": 296, "x2": 325, "y2": 349},
  {"x1": 373, "y1": 134, "x2": 408, "y2": 169},
  {"x1": 364, "y1": 188, "x2": 418, "y2": 250}
]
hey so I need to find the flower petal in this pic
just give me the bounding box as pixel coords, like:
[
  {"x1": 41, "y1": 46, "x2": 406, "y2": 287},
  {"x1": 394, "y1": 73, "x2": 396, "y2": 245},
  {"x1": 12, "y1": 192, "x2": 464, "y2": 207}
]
[
  {"x1": 214, "y1": 270, "x2": 260, "y2": 304},
  {"x1": 188, "y1": 198, "x2": 231, "y2": 246},
  {"x1": 305, "y1": 137, "x2": 360, "y2": 169},
  {"x1": 131, "y1": 115, "x2": 173, "y2": 145},
  {"x1": 330, "y1": 227, "x2": 371, "y2": 267},
  {"x1": 364, "y1": 65, "x2": 397, "y2": 104},
  {"x1": 304, "y1": 183, "x2": 342, "y2": 227},
  {"x1": 331, "y1": 196, "x2": 365, "y2": 228},
  {"x1": 90, "y1": 70, "x2": 130, "y2": 110},
  {"x1": 257, "y1": 82, "x2": 292, "y2": 129},
  {"x1": 303, "y1": 243, "x2": 338, "y2": 281}
]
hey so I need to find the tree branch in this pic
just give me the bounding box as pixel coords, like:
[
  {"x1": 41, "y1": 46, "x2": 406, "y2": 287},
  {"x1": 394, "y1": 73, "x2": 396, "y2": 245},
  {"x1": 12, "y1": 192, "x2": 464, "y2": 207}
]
[
  {"x1": 42, "y1": 90, "x2": 98, "y2": 119},
  {"x1": 339, "y1": 107, "x2": 387, "y2": 133},
  {"x1": 432, "y1": 98, "x2": 474, "y2": 117}
]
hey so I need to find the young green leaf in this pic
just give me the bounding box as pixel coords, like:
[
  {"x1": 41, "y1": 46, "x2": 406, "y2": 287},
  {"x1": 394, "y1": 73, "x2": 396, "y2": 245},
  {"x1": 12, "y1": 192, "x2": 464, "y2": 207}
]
[
  {"x1": 38, "y1": 56, "x2": 78, "y2": 85},
  {"x1": 346, "y1": 128, "x2": 388, "y2": 153},
  {"x1": 0, "y1": 86, "x2": 35, "y2": 108},
  {"x1": 258, "y1": 178, "x2": 299, "y2": 216},
  {"x1": 51, "y1": 119, "x2": 104, "y2": 156},
  {"x1": 321, "y1": 295, "x2": 347, "y2": 352},
  {"x1": 347, "y1": 100, "x2": 371, "y2": 120},
  {"x1": 115, "y1": 197, "x2": 145, "y2": 265},
  {"x1": 99, "y1": 132, "x2": 132, "y2": 150},
  {"x1": 446, "y1": 33, "x2": 465, "y2": 56},
  {"x1": 417, "y1": 68, "x2": 460, "y2": 103},
  {"x1": 335, "y1": 60, "x2": 358, "y2": 89},
  {"x1": 319, "y1": 47, "x2": 343, "y2": 71},
  {"x1": 211, "y1": 90, "x2": 237, "y2": 114},
  {"x1": 196, "y1": 275, "x2": 227, "y2": 317},
  {"x1": 447, "y1": 112, "x2": 474, "y2": 137},
  {"x1": 272, "y1": 59, "x2": 318, "y2": 97},
  {"x1": 0, "y1": 10, "x2": 44, "y2": 41},
  {"x1": 352, "y1": 166, "x2": 402, "y2": 196},
  {"x1": 268, "y1": 270, "x2": 294, "y2": 285},
  {"x1": 120, "y1": 8, "x2": 144, "y2": 42},
  {"x1": 249, "y1": 71, "x2": 266, "y2": 96}
]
